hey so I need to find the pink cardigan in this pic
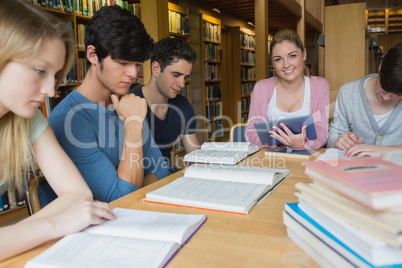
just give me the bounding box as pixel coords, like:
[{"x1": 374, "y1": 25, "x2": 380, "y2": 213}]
[{"x1": 245, "y1": 76, "x2": 330, "y2": 150}]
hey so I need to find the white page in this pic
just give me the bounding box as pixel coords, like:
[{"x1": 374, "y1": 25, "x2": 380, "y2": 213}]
[
  {"x1": 84, "y1": 208, "x2": 205, "y2": 245},
  {"x1": 184, "y1": 164, "x2": 288, "y2": 185},
  {"x1": 382, "y1": 151, "x2": 402, "y2": 164},
  {"x1": 25, "y1": 233, "x2": 178, "y2": 268},
  {"x1": 146, "y1": 176, "x2": 269, "y2": 213},
  {"x1": 315, "y1": 148, "x2": 347, "y2": 161},
  {"x1": 201, "y1": 142, "x2": 252, "y2": 151},
  {"x1": 184, "y1": 149, "x2": 245, "y2": 165}
]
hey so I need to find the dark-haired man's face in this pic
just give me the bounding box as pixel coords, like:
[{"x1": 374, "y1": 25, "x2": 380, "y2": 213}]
[
  {"x1": 96, "y1": 55, "x2": 142, "y2": 96},
  {"x1": 375, "y1": 78, "x2": 402, "y2": 104},
  {"x1": 155, "y1": 59, "x2": 192, "y2": 99}
]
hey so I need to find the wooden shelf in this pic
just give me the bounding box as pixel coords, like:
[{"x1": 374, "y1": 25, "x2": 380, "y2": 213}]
[
  {"x1": 0, "y1": 206, "x2": 28, "y2": 225},
  {"x1": 367, "y1": 8, "x2": 402, "y2": 34}
]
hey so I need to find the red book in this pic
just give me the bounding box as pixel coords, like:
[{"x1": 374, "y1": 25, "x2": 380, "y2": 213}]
[{"x1": 303, "y1": 158, "x2": 402, "y2": 210}]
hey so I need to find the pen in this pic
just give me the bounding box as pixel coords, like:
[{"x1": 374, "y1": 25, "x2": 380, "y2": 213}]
[{"x1": 349, "y1": 122, "x2": 353, "y2": 133}]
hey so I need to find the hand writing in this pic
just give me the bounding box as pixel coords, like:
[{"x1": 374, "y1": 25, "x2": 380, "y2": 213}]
[{"x1": 336, "y1": 131, "x2": 364, "y2": 151}]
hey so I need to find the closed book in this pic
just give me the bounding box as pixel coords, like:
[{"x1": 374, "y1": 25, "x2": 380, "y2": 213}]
[
  {"x1": 295, "y1": 182, "x2": 402, "y2": 247},
  {"x1": 297, "y1": 199, "x2": 402, "y2": 266},
  {"x1": 284, "y1": 203, "x2": 402, "y2": 268},
  {"x1": 303, "y1": 158, "x2": 402, "y2": 210}
]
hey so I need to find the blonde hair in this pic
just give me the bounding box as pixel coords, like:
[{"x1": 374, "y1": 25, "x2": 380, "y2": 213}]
[
  {"x1": 270, "y1": 29, "x2": 305, "y2": 56},
  {"x1": 0, "y1": 0, "x2": 75, "y2": 193}
]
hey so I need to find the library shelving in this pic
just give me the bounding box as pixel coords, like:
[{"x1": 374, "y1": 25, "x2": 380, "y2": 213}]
[
  {"x1": 168, "y1": 2, "x2": 191, "y2": 161},
  {"x1": 168, "y1": 2, "x2": 190, "y2": 41},
  {"x1": 239, "y1": 30, "x2": 256, "y2": 124},
  {"x1": 367, "y1": 8, "x2": 402, "y2": 34},
  {"x1": 229, "y1": 27, "x2": 256, "y2": 124},
  {"x1": 200, "y1": 13, "x2": 223, "y2": 141}
]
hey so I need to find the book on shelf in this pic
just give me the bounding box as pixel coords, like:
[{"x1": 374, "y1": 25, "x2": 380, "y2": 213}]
[
  {"x1": 183, "y1": 142, "x2": 259, "y2": 165},
  {"x1": 265, "y1": 148, "x2": 319, "y2": 160},
  {"x1": 284, "y1": 203, "x2": 402, "y2": 267},
  {"x1": 294, "y1": 182, "x2": 402, "y2": 247},
  {"x1": 144, "y1": 164, "x2": 291, "y2": 215},
  {"x1": 25, "y1": 208, "x2": 206, "y2": 268},
  {"x1": 303, "y1": 158, "x2": 402, "y2": 210}
]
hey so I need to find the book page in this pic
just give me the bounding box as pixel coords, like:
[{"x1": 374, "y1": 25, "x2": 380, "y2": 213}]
[
  {"x1": 184, "y1": 164, "x2": 289, "y2": 185},
  {"x1": 315, "y1": 148, "x2": 347, "y2": 161},
  {"x1": 201, "y1": 142, "x2": 253, "y2": 152},
  {"x1": 184, "y1": 149, "x2": 245, "y2": 165},
  {"x1": 145, "y1": 176, "x2": 270, "y2": 213},
  {"x1": 83, "y1": 208, "x2": 206, "y2": 245},
  {"x1": 25, "y1": 233, "x2": 178, "y2": 268}
]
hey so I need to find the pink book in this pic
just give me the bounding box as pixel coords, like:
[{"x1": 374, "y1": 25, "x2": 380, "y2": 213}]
[{"x1": 303, "y1": 158, "x2": 402, "y2": 210}]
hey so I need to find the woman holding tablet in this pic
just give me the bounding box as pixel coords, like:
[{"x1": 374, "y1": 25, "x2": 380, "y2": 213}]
[
  {"x1": 0, "y1": 0, "x2": 115, "y2": 261},
  {"x1": 245, "y1": 29, "x2": 329, "y2": 150}
]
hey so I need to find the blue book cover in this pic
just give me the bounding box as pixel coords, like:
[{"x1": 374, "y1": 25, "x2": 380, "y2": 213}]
[
  {"x1": 0, "y1": 194, "x2": 3, "y2": 212},
  {"x1": 285, "y1": 203, "x2": 402, "y2": 268},
  {"x1": 2, "y1": 193, "x2": 8, "y2": 211}
]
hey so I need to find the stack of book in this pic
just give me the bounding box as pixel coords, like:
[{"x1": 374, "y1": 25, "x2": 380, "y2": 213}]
[{"x1": 283, "y1": 158, "x2": 402, "y2": 267}]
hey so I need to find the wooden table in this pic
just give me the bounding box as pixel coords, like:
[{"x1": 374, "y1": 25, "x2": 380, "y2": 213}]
[{"x1": 1, "y1": 148, "x2": 320, "y2": 267}]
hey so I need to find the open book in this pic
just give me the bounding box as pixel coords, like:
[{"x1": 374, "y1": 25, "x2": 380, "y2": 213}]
[
  {"x1": 144, "y1": 164, "x2": 291, "y2": 215},
  {"x1": 183, "y1": 142, "x2": 259, "y2": 165},
  {"x1": 25, "y1": 208, "x2": 206, "y2": 268}
]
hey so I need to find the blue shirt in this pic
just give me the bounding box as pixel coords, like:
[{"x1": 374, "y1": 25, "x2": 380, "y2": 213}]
[
  {"x1": 40, "y1": 90, "x2": 169, "y2": 205},
  {"x1": 131, "y1": 86, "x2": 196, "y2": 161}
]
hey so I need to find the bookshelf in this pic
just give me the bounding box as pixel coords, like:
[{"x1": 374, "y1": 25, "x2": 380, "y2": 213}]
[
  {"x1": 229, "y1": 27, "x2": 256, "y2": 124},
  {"x1": 168, "y1": 2, "x2": 191, "y2": 162},
  {"x1": 367, "y1": 8, "x2": 402, "y2": 34},
  {"x1": 239, "y1": 30, "x2": 256, "y2": 124},
  {"x1": 200, "y1": 13, "x2": 223, "y2": 142}
]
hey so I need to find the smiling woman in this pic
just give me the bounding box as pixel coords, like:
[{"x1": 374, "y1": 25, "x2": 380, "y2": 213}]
[
  {"x1": 0, "y1": 0, "x2": 115, "y2": 261},
  {"x1": 245, "y1": 29, "x2": 330, "y2": 151}
]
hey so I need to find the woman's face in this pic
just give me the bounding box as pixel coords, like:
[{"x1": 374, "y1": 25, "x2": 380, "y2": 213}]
[
  {"x1": 0, "y1": 38, "x2": 66, "y2": 118},
  {"x1": 271, "y1": 40, "x2": 306, "y2": 83}
]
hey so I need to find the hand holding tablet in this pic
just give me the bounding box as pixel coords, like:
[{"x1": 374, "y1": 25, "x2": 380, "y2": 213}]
[{"x1": 254, "y1": 115, "x2": 317, "y2": 146}]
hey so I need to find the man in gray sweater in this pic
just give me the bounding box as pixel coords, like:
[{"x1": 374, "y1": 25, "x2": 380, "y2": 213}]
[{"x1": 328, "y1": 42, "x2": 402, "y2": 157}]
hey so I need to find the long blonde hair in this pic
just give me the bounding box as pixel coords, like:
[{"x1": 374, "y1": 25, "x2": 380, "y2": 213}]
[{"x1": 0, "y1": 0, "x2": 75, "y2": 193}]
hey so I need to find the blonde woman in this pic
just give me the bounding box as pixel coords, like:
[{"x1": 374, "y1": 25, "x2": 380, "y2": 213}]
[
  {"x1": 0, "y1": 0, "x2": 115, "y2": 261},
  {"x1": 246, "y1": 29, "x2": 330, "y2": 150}
]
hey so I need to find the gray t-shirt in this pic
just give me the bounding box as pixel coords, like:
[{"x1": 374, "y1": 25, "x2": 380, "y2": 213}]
[
  {"x1": 0, "y1": 110, "x2": 48, "y2": 196},
  {"x1": 328, "y1": 74, "x2": 402, "y2": 147}
]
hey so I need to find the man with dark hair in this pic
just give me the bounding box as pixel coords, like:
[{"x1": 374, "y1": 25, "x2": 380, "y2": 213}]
[
  {"x1": 42, "y1": 6, "x2": 169, "y2": 205},
  {"x1": 328, "y1": 42, "x2": 402, "y2": 157},
  {"x1": 131, "y1": 37, "x2": 200, "y2": 168}
]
